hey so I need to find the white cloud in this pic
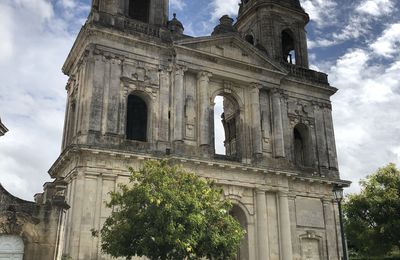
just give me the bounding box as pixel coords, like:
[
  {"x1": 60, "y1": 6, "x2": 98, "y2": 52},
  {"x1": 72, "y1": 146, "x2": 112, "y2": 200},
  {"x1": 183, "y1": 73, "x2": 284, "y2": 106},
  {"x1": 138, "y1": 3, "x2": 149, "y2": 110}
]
[
  {"x1": 0, "y1": 4, "x2": 14, "y2": 62},
  {"x1": 170, "y1": 0, "x2": 186, "y2": 11},
  {"x1": 61, "y1": 0, "x2": 78, "y2": 9},
  {"x1": 306, "y1": 0, "x2": 399, "y2": 48},
  {"x1": 356, "y1": 0, "x2": 394, "y2": 16},
  {"x1": 13, "y1": 0, "x2": 54, "y2": 22},
  {"x1": 300, "y1": 0, "x2": 337, "y2": 28},
  {"x1": 210, "y1": 0, "x2": 240, "y2": 20},
  {"x1": 325, "y1": 47, "x2": 400, "y2": 193},
  {"x1": 370, "y1": 23, "x2": 400, "y2": 58},
  {"x1": 0, "y1": 0, "x2": 78, "y2": 200}
]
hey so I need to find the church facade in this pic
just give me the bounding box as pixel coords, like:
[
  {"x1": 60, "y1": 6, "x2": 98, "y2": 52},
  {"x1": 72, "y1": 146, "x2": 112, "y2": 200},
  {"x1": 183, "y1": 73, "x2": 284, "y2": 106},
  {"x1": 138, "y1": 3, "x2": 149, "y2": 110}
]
[{"x1": 0, "y1": 0, "x2": 351, "y2": 259}]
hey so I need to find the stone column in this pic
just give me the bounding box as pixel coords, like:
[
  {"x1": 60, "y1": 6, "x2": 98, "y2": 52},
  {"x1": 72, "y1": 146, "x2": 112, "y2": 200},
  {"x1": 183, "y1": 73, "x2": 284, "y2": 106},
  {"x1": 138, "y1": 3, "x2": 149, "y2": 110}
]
[
  {"x1": 271, "y1": 89, "x2": 285, "y2": 158},
  {"x1": 256, "y1": 190, "x2": 269, "y2": 260},
  {"x1": 279, "y1": 192, "x2": 293, "y2": 260},
  {"x1": 173, "y1": 66, "x2": 186, "y2": 142},
  {"x1": 159, "y1": 68, "x2": 170, "y2": 142},
  {"x1": 198, "y1": 72, "x2": 212, "y2": 146},
  {"x1": 250, "y1": 83, "x2": 263, "y2": 156}
]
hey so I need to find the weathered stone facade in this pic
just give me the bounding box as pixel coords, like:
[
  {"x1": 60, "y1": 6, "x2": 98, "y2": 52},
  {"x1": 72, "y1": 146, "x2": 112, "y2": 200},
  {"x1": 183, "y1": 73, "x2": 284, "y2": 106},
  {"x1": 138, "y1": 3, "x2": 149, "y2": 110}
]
[
  {"x1": 0, "y1": 183, "x2": 69, "y2": 260},
  {"x1": 1, "y1": 0, "x2": 351, "y2": 259}
]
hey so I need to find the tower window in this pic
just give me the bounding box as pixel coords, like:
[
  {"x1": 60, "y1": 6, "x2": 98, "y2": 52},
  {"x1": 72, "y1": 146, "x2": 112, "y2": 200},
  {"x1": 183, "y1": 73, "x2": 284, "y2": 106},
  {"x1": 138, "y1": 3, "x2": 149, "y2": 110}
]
[
  {"x1": 282, "y1": 29, "x2": 296, "y2": 64},
  {"x1": 293, "y1": 124, "x2": 312, "y2": 167},
  {"x1": 245, "y1": 34, "x2": 254, "y2": 45},
  {"x1": 126, "y1": 95, "x2": 148, "y2": 142},
  {"x1": 129, "y1": 0, "x2": 150, "y2": 23}
]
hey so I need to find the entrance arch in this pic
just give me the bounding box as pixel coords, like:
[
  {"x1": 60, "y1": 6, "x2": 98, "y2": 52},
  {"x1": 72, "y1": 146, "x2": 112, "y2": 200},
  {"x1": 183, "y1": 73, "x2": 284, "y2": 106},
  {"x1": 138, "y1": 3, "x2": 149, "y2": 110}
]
[
  {"x1": 230, "y1": 205, "x2": 249, "y2": 260},
  {"x1": 0, "y1": 235, "x2": 24, "y2": 260}
]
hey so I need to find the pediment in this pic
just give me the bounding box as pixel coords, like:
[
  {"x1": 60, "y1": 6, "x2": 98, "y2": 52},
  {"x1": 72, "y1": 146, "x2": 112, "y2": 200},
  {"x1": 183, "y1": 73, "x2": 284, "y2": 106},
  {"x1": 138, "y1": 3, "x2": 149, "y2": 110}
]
[{"x1": 174, "y1": 34, "x2": 284, "y2": 73}]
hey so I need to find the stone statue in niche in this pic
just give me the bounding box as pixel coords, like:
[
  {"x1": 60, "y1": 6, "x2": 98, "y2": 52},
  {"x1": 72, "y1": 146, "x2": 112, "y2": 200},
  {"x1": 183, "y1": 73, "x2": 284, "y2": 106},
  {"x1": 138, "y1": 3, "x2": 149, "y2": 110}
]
[{"x1": 185, "y1": 96, "x2": 196, "y2": 139}]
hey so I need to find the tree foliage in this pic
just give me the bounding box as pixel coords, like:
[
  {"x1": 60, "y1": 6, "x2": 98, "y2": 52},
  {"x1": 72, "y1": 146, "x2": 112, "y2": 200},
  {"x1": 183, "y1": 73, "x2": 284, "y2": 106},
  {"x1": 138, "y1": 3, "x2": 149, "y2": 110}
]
[
  {"x1": 100, "y1": 160, "x2": 245, "y2": 260},
  {"x1": 344, "y1": 163, "x2": 400, "y2": 256}
]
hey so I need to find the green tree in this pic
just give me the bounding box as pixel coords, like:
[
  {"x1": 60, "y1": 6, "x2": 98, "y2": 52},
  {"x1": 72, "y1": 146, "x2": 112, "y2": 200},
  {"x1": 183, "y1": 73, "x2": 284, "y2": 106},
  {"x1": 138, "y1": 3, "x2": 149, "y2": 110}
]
[
  {"x1": 344, "y1": 163, "x2": 400, "y2": 257},
  {"x1": 100, "y1": 160, "x2": 245, "y2": 260}
]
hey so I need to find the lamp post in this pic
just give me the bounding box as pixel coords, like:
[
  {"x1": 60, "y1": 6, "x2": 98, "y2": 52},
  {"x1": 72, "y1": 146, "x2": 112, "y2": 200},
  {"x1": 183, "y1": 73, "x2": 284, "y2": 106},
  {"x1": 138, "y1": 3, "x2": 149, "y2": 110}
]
[{"x1": 333, "y1": 186, "x2": 348, "y2": 260}]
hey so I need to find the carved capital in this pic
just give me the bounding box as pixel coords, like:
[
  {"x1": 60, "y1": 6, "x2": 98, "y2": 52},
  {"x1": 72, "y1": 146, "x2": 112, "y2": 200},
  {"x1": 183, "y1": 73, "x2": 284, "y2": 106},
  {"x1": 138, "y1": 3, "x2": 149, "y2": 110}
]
[
  {"x1": 175, "y1": 65, "x2": 188, "y2": 76},
  {"x1": 250, "y1": 82, "x2": 262, "y2": 92},
  {"x1": 197, "y1": 71, "x2": 212, "y2": 81}
]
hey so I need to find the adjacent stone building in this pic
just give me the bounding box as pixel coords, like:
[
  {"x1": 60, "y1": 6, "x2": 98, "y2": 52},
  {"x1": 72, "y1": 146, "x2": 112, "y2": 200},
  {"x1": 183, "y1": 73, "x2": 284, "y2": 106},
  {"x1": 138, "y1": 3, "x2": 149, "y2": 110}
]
[
  {"x1": 1, "y1": 0, "x2": 351, "y2": 259},
  {"x1": 0, "y1": 182, "x2": 69, "y2": 260}
]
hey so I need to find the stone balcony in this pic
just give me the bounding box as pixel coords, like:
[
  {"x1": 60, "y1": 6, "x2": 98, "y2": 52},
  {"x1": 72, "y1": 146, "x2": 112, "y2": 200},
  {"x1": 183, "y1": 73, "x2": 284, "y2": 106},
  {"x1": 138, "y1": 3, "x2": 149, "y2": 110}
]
[{"x1": 280, "y1": 62, "x2": 329, "y2": 85}]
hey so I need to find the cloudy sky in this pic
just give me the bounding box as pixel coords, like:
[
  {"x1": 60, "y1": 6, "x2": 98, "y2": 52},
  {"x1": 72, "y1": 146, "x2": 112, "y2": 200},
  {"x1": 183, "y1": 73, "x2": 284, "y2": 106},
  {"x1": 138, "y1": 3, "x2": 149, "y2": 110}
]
[{"x1": 0, "y1": 0, "x2": 399, "y2": 200}]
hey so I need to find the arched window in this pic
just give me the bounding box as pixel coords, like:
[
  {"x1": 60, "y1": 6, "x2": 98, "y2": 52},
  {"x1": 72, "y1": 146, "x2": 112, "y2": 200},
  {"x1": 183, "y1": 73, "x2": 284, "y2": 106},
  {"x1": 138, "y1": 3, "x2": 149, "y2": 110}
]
[
  {"x1": 282, "y1": 29, "x2": 296, "y2": 64},
  {"x1": 126, "y1": 94, "x2": 148, "y2": 142},
  {"x1": 245, "y1": 34, "x2": 254, "y2": 45},
  {"x1": 214, "y1": 94, "x2": 241, "y2": 160},
  {"x1": 230, "y1": 205, "x2": 249, "y2": 260},
  {"x1": 293, "y1": 124, "x2": 312, "y2": 167},
  {"x1": 129, "y1": 0, "x2": 150, "y2": 23}
]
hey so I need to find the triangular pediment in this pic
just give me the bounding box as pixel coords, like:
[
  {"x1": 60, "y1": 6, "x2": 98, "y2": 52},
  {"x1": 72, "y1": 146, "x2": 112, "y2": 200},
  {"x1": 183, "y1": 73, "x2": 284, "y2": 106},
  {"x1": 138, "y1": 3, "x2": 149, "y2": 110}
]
[{"x1": 174, "y1": 34, "x2": 284, "y2": 73}]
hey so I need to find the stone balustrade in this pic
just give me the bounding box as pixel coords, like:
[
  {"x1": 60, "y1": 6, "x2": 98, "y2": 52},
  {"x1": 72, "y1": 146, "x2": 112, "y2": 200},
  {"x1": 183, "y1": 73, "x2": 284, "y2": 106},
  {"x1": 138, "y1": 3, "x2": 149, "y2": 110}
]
[{"x1": 280, "y1": 61, "x2": 329, "y2": 85}]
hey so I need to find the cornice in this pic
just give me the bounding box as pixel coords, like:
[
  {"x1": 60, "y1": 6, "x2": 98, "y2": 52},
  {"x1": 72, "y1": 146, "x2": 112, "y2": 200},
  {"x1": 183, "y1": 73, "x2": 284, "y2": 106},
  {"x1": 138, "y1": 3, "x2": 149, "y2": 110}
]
[{"x1": 49, "y1": 146, "x2": 350, "y2": 188}]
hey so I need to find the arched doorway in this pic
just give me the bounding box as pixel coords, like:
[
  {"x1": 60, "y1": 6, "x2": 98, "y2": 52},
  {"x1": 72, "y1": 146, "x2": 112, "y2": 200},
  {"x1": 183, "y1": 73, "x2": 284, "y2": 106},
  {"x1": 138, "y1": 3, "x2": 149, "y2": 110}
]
[
  {"x1": 230, "y1": 205, "x2": 249, "y2": 260},
  {"x1": 0, "y1": 235, "x2": 24, "y2": 260}
]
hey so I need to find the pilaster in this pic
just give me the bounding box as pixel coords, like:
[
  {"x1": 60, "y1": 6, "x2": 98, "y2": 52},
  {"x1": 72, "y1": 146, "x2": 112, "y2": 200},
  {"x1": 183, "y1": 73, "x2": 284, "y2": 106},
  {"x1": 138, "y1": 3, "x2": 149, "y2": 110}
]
[
  {"x1": 279, "y1": 192, "x2": 293, "y2": 260},
  {"x1": 158, "y1": 67, "x2": 171, "y2": 143},
  {"x1": 197, "y1": 71, "x2": 212, "y2": 148},
  {"x1": 256, "y1": 190, "x2": 269, "y2": 260},
  {"x1": 250, "y1": 83, "x2": 263, "y2": 157},
  {"x1": 271, "y1": 89, "x2": 285, "y2": 158},
  {"x1": 323, "y1": 198, "x2": 340, "y2": 259},
  {"x1": 173, "y1": 66, "x2": 187, "y2": 142}
]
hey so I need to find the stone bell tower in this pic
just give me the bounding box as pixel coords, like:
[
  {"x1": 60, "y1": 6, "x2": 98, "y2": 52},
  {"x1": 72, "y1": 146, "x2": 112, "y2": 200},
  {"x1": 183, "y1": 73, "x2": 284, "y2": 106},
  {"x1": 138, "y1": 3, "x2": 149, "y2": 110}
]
[
  {"x1": 236, "y1": 0, "x2": 309, "y2": 67},
  {"x1": 92, "y1": 0, "x2": 169, "y2": 25},
  {"x1": 50, "y1": 0, "x2": 350, "y2": 259}
]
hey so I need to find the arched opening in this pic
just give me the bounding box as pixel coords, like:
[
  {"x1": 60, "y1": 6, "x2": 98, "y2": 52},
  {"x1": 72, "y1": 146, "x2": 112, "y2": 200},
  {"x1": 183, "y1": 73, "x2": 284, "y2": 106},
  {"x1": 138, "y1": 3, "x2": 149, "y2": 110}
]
[
  {"x1": 293, "y1": 124, "x2": 313, "y2": 167},
  {"x1": 282, "y1": 29, "x2": 296, "y2": 64},
  {"x1": 126, "y1": 94, "x2": 148, "y2": 142},
  {"x1": 0, "y1": 235, "x2": 24, "y2": 260},
  {"x1": 129, "y1": 0, "x2": 150, "y2": 23},
  {"x1": 230, "y1": 205, "x2": 249, "y2": 260},
  {"x1": 245, "y1": 34, "x2": 254, "y2": 45},
  {"x1": 213, "y1": 94, "x2": 241, "y2": 160}
]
